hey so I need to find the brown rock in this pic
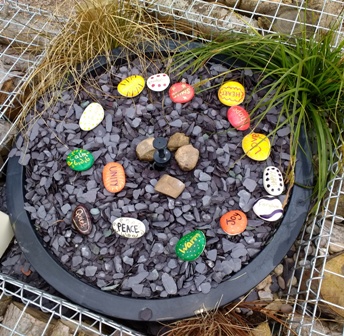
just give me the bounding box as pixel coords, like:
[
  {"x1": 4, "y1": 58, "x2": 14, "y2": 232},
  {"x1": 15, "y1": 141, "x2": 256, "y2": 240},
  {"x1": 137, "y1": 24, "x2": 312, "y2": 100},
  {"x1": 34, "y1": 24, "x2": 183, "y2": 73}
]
[
  {"x1": 154, "y1": 174, "x2": 185, "y2": 199},
  {"x1": 277, "y1": 276, "x2": 286, "y2": 290},
  {"x1": 167, "y1": 132, "x2": 190, "y2": 151},
  {"x1": 175, "y1": 144, "x2": 199, "y2": 171},
  {"x1": 251, "y1": 321, "x2": 272, "y2": 336},
  {"x1": 256, "y1": 275, "x2": 272, "y2": 290},
  {"x1": 136, "y1": 137, "x2": 155, "y2": 161}
]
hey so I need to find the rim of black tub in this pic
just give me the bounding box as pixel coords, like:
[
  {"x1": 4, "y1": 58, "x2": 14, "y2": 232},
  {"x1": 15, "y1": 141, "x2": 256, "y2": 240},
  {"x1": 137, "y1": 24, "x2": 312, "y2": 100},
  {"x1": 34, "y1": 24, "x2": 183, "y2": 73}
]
[{"x1": 6, "y1": 41, "x2": 313, "y2": 321}]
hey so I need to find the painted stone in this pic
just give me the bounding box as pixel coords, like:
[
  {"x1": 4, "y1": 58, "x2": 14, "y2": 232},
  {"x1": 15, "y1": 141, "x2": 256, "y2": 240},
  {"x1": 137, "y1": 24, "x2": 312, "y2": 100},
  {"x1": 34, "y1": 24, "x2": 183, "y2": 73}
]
[
  {"x1": 66, "y1": 149, "x2": 94, "y2": 171},
  {"x1": 112, "y1": 217, "x2": 146, "y2": 238},
  {"x1": 227, "y1": 106, "x2": 250, "y2": 131},
  {"x1": 169, "y1": 82, "x2": 195, "y2": 103},
  {"x1": 263, "y1": 166, "x2": 284, "y2": 196},
  {"x1": 147, "y1": 73, "x2": 170, "y2": 92},
  {"x1": 253, "y1": 196, "x2": 283, "y2": 222},
  {"x1": 102, "y1": 162, "x2": 126, "y2": 193},
  {"x1": 242, "y1": 133, "x2": 271, "y2": 161},
  {"x1": 72, "y1": 205, "x2": 93, "y2": 235},
  {"x1": 79, "y1": 102, "x2": 104, "y2": 131},
  {"x1": 117, "y1": 75, "x2": 145, "y2": 98},
  {"x1": 218, "y1": 81, "x2": 245, "y2": 106},
  {"x1": 175, "y1": 230, "x2": 206, "y2": 261},
  {"x1": 220, "y1": 210, "x2": 248, "y2": 235}
]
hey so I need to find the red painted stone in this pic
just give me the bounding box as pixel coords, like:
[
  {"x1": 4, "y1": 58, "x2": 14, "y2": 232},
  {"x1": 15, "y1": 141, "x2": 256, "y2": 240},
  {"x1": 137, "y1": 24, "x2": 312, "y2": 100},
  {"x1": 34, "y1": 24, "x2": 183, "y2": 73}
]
[
  {"x1": 102, "y1": 162, "x2": 126, "y2": 193},
  {"x1": 169, "y1": 82, "x2": 194, "y2": 103},
  {"x1": 220, "y1": 210, "x2": 247, "y2": 235},
  {"x1": 227, "y1": 106, "x2": 250, "y2": 131},
  {"x1": 72, "y1": 205, "x2": 92, "y2": 235}
]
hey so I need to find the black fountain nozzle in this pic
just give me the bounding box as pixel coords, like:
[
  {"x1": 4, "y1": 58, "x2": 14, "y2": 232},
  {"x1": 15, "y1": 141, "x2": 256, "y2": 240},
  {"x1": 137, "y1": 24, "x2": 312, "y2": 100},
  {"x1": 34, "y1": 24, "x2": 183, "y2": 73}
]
[{"x1": 153, "y1": 137, "x2": 171, "y2": 170}]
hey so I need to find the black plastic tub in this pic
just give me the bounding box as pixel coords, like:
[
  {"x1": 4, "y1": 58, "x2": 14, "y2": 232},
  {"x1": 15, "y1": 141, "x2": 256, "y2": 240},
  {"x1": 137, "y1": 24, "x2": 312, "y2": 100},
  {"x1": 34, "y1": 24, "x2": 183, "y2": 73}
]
[{"x1": 6, "y1": 41, "x2": 313, "y2": 322}]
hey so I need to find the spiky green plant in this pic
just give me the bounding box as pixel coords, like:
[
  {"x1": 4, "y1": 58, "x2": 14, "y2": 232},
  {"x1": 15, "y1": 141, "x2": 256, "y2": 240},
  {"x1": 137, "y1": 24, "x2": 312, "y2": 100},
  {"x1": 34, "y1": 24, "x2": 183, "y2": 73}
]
[{"x1": 172, "y1": 29, "x2": 344, "y2": 207}]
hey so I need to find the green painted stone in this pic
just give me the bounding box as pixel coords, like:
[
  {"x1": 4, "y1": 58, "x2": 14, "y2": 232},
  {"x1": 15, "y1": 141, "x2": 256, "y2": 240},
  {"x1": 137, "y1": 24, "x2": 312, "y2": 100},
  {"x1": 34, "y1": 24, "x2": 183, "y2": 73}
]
[
  {"x1": 175, "y1": 230, "x2": 206, "y2": 261},
  {"x1": 66, "y1": 149, "x2": 94, "y2": 171}
]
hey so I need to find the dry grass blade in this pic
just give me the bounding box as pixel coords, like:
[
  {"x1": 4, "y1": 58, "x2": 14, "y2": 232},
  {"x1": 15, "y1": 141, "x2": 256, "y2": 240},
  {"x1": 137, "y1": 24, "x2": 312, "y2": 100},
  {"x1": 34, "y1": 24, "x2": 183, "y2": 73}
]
[{"x1": 18, "y1": 0, "x2": 168, "y2": 131}]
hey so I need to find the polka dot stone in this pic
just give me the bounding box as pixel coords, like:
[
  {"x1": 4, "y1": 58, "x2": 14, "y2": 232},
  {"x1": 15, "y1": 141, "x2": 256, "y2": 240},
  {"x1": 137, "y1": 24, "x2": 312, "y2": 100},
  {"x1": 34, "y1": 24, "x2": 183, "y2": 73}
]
[
  {"x1": 79, "y1": 102, "x2": 105, "y2": 131},
  {"x1": 175, "y1": 230, "x2": 206, "y2": 261},
  {"x1": 263, "y1": 166, "x2": 284, "y2": 196}
]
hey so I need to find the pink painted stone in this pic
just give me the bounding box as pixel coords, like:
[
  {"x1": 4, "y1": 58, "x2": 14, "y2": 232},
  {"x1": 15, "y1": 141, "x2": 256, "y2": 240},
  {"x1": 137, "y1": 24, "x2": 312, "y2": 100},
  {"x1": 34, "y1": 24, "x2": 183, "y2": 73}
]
[
  {"x1": 169, "y1": 82, "x2": 194, "y2": 103},
  {"x1": 227, "y1": 106, "x2": 250, "y2": 131}
]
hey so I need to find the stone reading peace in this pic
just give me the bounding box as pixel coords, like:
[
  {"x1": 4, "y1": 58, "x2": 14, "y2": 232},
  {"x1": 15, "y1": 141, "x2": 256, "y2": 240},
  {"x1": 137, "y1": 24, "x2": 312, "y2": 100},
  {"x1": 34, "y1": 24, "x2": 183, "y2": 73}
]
[{"x1": 112, "y1": 217, "x2": 146, "y2": 238}]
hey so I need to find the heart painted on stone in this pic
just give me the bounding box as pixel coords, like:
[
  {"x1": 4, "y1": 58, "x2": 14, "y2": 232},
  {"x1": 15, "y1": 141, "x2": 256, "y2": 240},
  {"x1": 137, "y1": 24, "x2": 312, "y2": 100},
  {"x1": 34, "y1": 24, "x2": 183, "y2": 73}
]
[
  {"x1": 218, "y1": 81, "x2": 245, "y2": 106},
  {"x1": 242, "y1": 133, "x2": 271, "y2": 161},
  {"x1": 169, "y1": 82, "x2": 195, "y2": 103},
  {"x1": 66, "y1": 149, "x2": 94, "y2": 171},
  {"x1": 220, "y1": 210, "x2": 248, "y2": 235},
  {"x1": 263, "y1": 166, "x2": 284, "y2": 196},
  {"x1": 147, "y1": 73, "x2": 170, "y2": 92},
  {"x1": 175, "y1": 230, "x2": 206, "y2": 261},
  {"x1": 72, "y1": 205, "x2": 93, "y2": 235},
  {"x1": 117, "y1": 75, "x2": 145, "y2": 98},
  {"x1": 79, "y1": 102, "x2": 104, "y2": 131},
  {"x1": 227, "y1": 106, "x2": 250, "y2": 131},
  {"x1": 102, "y1": 162, "x2": 126, "y2": 193},
  {"x1": 112, "y1": 217, "x2": 146, "y2": 238},
  {"x1": 253, "y1": 196, "x2": 283, "y2": 222}
]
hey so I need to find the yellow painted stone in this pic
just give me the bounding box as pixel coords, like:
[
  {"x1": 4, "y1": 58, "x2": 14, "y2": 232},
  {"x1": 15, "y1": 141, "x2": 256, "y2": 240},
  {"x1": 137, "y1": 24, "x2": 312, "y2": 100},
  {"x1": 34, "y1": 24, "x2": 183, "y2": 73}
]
[
  {"x1": 218, "y1": 81, "x2": 245, "y2": 106},
  {"x1": 242, "y1": 133, "x2": 271, "y2": 161},
  {"x1": 79, "y1": 102, "x2": 104, "y2": 131},
  {"x1": 117, "y1": 75, "x2": 145, "y2": 98}
]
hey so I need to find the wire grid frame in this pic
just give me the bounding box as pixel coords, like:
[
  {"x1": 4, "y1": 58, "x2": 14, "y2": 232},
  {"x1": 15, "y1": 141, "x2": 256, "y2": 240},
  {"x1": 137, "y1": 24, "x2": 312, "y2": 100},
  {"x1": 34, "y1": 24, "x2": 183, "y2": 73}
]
[
  {"x1": 0, "y1": 274, "x2": 144, "y2": 336},
  {"x1": 276, "y1": 144, "x2": 344, "y2": 336},
  {"x1": 141, "y1": 0, "x2": 344, "y2": 45},
  {"x1": 0, "y1": 0, "x2": 59, "y2": 173}
]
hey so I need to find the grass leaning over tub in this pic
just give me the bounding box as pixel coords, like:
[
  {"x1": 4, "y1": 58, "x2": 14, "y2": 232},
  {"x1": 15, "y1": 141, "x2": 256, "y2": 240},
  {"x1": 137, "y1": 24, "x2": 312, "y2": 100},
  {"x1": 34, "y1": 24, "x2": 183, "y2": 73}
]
[
  {"x1": 172, "y1": 29, "x2": 344, "y2": 209},
  {"x1": 19, "y1": 0, "x2": 167, "y2": 131}
]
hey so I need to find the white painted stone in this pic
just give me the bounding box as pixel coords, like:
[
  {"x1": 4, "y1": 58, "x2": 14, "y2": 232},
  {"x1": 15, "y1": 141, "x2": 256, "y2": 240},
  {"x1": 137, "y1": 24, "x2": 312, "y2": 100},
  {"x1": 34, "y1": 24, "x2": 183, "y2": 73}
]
[
  {"x1": 112, "y1": 217, "x2": 146, "y2": 238},
  {"x1": 253, "y1": 196, "x2": 283, "y2": 222},
  {"x1": 263, "y1": 166, "x2": 284, "y2": 196},
  {"x1": 147, "y1": 73, "x2": 170, "y2": 92},
  {"x1": 79, "y1": 102, "x2": 104, "y2": 131}
]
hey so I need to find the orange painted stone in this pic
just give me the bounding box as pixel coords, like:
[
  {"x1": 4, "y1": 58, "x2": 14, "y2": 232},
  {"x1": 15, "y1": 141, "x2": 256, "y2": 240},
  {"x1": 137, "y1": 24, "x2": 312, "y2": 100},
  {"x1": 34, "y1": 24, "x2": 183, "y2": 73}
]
[
  {"x1": 220, "y1": 210, "x2": 247, "y2": 235},
  {"x1": 102, "y1": 162, "x2": 126, "y2": 193},
  {"x1": 169, "y1": 82, "x2": 195, "y2": 103}
]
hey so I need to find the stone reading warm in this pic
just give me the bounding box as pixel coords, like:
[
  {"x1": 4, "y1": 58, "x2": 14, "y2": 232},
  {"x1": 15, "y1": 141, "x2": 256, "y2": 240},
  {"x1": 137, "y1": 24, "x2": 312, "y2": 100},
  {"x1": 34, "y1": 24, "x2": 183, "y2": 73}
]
[
  {"x1": 102, "y1": 162, "x2": 126, "y2": 193},
  {"x1": 175, "y1": 230, "x2": 206, "y2": 261}
]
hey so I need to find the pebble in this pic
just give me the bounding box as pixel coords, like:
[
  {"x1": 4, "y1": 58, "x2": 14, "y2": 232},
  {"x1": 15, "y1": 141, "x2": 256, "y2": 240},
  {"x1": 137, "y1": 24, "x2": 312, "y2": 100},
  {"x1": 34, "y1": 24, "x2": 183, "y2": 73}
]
[
  {"x1": 147, "y1": 73, "x2": 170, "y2": 92},
  {"x1": 136, "y1": 137, "x2": 155, "y2": 161},
  {"x1": 155, "y1": 174, "x2": 186, "y2": 199},
  {"x1": 175, "y1": 144, "x2": 199, "y2": 171},
  {"x1": 167, "y1": 132, "x2": 190, "y2": 151},
  {"x1": 66, "y1": 149, "x2": 94, "y2": 171},
  {"x1": 263, "y1": 166, "x2": 284, "y2": 196},
  {"x1": 117, "y1": 75, "x2": 145, "y2": 97},
  {"x1": 175, "y1": 230, "x2": 206, "y2": 261},
  {"x1": 227, "y1": 106, "x2": 250, "y2": 130},
  {"x1": 79, "y1": 102, "x2": 104, "y2": 131},
  {"x1": 242, "y1": 133, "x2": 271, "y2": 161},
  {"x1": 253, "y1": 196, "x2": 283, "y2": 221},
  {"x1": 72, "y1": 205, "x2": 93, "y2": 235},
  {"x1": 220, "y1": 210, "x2": 247, "y2": 235},
  {"x1": 169, "y1": 82, "x2": 195, "y2": 103},
  {"x1": 112, "y1": 217, "x2": 146, "y2": 238},
  {"x1": 274, "y1": 264, "x2": 284, "y2": 276},
  {"x1": 102, "y1": 162, "x2": 126, "y2": 193},
  {"x1": 218, "y1": 81, "x2": 245, "y2": 106}
]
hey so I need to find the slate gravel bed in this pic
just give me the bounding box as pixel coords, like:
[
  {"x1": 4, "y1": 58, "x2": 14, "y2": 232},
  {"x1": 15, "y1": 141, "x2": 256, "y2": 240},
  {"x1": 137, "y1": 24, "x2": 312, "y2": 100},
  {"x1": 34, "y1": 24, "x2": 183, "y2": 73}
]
[{"x1": 9, "y1": 56, "x2": 291, "y2": 299}]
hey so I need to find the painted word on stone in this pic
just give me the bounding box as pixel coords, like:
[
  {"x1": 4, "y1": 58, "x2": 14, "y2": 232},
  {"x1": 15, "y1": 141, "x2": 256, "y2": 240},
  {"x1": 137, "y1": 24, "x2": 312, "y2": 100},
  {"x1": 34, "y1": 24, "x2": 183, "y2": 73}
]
[
  {"x1": 117, "y1": 75, "x2": 145, "y2": 98},
  {"x1": 227, "y1": 106, "x2": 250, "y2": 131},
  {"x1": 72, "y1": 205, "x2": 93, "y2": 235},
  {"x1": 253, "y1": 196, "x2": 283, "y2": 222},
  {"x1": 218, "y1": 81, "x2": 245, "y2": 106},
  {"x1": 242, "y1": 133, "x2": 271, "y2": 161},
  {"x1": 220, "y1": 210, "x2": 247, "y2": 235},
  {"x1": 147, "y1": 73, "x2": 170, "y2": 92},
  {"x1": 79, "y1": 102, "x2": 104, "y2": 131},
  {"x1": 112, "y1": 217, "x2": 146, "y2": 238},
  {"x1": 263, "y1": 166, "x2": 284, "y2": 196},
  {"x1": 169, "y1": 82, "x2": 195, "y2": 103},
  {"x1": 66, "y1": 149, "x2": 94, "y2": 171},
  {"x1": 175, "y1": 230, "x2": 206, "y2": 261},
  {"x1": 102, "y1": 162, "x2": 126, "y2": 193}
]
